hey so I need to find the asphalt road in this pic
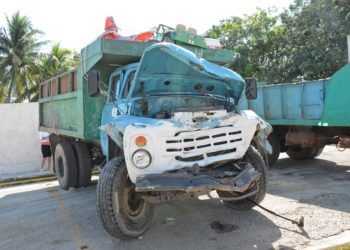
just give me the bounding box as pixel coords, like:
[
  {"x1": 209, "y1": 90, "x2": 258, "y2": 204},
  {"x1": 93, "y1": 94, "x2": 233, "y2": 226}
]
[{"x1": 0, "y1": 146, "x2": 349, "y2": 250}]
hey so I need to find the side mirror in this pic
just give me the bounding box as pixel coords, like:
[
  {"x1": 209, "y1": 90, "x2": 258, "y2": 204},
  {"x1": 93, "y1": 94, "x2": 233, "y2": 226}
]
[
  {"x1": 88, "y1": 70, "x2": 100, "y2": 97},
  {"x1": 245, "y1": 78, "x2": 257, "y2": 100}
]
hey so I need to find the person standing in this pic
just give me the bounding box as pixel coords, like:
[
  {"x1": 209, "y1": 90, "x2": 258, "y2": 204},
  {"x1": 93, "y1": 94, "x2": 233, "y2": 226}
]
[{"x1": 39, "y1": 131, "x2": 52, "y2": 172}]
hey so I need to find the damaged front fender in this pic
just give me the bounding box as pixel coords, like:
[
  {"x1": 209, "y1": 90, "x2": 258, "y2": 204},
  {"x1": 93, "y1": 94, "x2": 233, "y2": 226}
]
[
  {"x1": 99, "y1": 115, "x2": 167, "y2": 151},
  {"x1": 240, "y1": 110, "x2": 273, "y2": 155},
  {"x1": 99, "y1": 123, "x2": 124, "y2": 149}
]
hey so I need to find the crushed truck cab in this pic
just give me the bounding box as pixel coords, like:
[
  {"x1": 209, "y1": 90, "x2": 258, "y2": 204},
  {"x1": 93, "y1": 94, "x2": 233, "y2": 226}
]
[
  {"x1": 99, "y1": 44, "x2": 270, "y2": 184},
  {"x1": 95, "y1": 43, "x2": 270, "y2": 238},
  {"x1": 39, "y1": 39, "x2": 270, "y2": 240}
]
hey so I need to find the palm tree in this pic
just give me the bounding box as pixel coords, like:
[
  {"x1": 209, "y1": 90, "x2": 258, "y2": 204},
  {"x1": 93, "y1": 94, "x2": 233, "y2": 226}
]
[
  {"x1": 0, "y1": 11, "x2": 45, "y2": 103},
  {"x1": 36, "y1": 43, "x2": 79, "y2": 81},
  {"x1": 14, "y1": 43, "x2": 80, "y2": 102}
]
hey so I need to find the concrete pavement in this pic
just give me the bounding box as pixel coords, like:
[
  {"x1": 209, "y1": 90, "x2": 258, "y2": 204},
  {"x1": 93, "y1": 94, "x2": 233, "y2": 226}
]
[{"x1": 0, "y1": 146, "x2": 349, "y2": 250}]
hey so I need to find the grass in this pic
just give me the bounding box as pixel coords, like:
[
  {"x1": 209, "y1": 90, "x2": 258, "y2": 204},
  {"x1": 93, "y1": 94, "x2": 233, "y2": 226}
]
[{"x1": 325, "y1": 243, "x2": 350, "y2": 250}]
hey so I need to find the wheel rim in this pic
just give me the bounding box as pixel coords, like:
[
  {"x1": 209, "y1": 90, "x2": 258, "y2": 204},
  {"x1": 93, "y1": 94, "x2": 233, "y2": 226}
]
[{"x1": 123, "y1": 180, "x2": 145, "y2": 218}]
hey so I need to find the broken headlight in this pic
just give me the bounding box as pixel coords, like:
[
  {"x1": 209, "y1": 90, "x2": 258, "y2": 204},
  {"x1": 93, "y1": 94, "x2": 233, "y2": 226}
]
[{"x1": 132, "y1": 149, "x2": 152, "y2": 169}]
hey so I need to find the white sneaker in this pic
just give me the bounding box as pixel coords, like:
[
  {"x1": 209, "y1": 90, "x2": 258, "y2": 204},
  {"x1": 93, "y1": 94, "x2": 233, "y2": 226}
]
[{"x1": 40, "y1": 169, "x2": 44, "y2": 173}]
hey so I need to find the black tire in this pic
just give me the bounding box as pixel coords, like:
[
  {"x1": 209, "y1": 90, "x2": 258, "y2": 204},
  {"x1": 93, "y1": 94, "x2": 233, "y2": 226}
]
[
  {"x1": 54, "y1": 141, "x2": 78, "y2": 190},
  {"x1": 266, "y1": 133, "x2": 281, "y2": 167},
  {"x1": 217, "y1": 146, "x2": 267, "y2": 210},
  {"x1": 286, "y1": 146, "x2": 318, "y2": 160},
  {"x1": 72, "y1": 141, "x2": 92, "y2": 188},
  {"x1": 311, "y1": 146, "x2": 324, "y2": 158},
  {"x1": 96, "y1": 157, "x2": 154, "y2": 239}
]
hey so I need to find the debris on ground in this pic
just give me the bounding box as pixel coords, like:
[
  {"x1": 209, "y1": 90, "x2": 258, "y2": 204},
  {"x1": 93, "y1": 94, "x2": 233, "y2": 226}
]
[
  {"x1": 164, "y1": 217, "x2": 176, "y2": 225},
  {"x1": 210, "y1": 221, "x2": 239, "y2": 233}
]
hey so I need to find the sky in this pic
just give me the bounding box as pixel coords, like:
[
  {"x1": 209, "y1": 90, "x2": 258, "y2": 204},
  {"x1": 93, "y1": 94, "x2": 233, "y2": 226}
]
[{"x1": 1, "y1": 0, "x2": 294, "y2": 52}]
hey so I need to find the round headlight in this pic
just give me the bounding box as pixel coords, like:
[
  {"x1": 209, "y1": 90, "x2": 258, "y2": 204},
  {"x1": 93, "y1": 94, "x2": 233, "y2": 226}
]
[{"x1": 132, "y1": 149, "x2": 151, "y2": 169}]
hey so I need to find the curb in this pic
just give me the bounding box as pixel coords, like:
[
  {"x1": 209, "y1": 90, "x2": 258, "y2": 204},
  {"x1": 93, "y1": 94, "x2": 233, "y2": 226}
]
[
  {"x1": 0, "y1": 170, "x2": 100, "y2": 188},
  {"x1": 305, "y1": 230, "x2": 350, "y2": 250},
  {"x1": 0, "y1": 174, "x2": 57, "y2": 188}
]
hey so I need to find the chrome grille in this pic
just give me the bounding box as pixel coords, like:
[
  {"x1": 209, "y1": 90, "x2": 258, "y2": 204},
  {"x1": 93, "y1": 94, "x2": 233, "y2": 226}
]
[{"x1": 163, "y1": 126, "x2": 243, "y2": 161}]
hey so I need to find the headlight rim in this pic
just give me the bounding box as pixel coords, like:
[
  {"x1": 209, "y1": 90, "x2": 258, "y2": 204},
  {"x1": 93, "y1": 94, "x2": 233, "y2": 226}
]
[{"x1": 132, "y1": 149, "x2": 152, "y2": 169}]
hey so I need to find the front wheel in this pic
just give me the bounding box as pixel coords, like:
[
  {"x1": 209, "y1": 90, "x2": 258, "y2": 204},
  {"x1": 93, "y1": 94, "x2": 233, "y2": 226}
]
[
  {"x1": 96, "y1": 158, "x2": 153, "y2": 239},
  {"x1": 217, "y1": 146, "x2": 267, "y2": 210}
]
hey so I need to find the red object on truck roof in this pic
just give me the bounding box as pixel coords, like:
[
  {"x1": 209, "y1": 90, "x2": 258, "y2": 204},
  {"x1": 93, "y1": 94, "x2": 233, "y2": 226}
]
[
  {"x1": 105, "y1": 16, "x2": 118, "y2": 30},
  {"x1": 101, "y1": 16, "x2": 121, "y2": 40},
  {"x1": 134, "y1": 32, "x2": 154, "y2": 42}
]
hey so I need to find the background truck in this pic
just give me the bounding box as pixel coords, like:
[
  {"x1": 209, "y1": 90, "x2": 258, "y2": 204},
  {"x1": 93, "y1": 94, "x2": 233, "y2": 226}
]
[
  {"x1": 39, "y1": 37, "x2": 271, "y2": 239},
  {"x1": 238, "y1": 63, "x2": 350, "y2": 166}
]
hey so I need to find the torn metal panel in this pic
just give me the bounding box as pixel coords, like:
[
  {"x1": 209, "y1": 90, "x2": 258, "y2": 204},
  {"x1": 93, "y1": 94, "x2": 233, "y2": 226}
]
[
  {"x1": 99, "y1": 123, "x2": 124, "y2": 149},
  {"x1": 240, "y1": 110, "x2": 273, "y2": 154}
]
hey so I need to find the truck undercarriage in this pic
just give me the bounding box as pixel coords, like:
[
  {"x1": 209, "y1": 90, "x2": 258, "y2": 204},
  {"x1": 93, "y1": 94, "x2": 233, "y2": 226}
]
[{"x1": 136, "y1": 162, "x2": 261, "y2": 203}]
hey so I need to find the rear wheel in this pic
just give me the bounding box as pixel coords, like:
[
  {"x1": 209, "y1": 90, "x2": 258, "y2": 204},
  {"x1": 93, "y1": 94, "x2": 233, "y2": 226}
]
[
  {"x1": 72, "y1": 141, "x2": 92, "y2": 188},
  {"x1": 217, "y1": 146, "x2": 267, "y2": 210},
  {"x1": 310, "y1": 146, "x2": 324, "y2": 158},
  {"x1": 96, "y1": 157, "x2": 154, "y2": 239},
  {"x1": 54, "y1": 141, "x2": 78, "y2": 190},
  {"x1": 266, "y1": 133, "x2": 281, "y2": 167},
  {"x1": 286, "y1": 146, "x2": 321, "y2": 160}
]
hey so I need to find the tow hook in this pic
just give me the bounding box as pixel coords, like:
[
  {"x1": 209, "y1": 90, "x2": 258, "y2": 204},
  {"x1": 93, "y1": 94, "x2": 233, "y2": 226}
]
[{"x1": 247, "y1": 198, "x2": 304, "y2": 228}]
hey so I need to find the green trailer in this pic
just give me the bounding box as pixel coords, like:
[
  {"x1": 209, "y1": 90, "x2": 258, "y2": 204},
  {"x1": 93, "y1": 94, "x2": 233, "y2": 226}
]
[{"x1": 238, "y1": 63, "x2": 350, "y2": 165}]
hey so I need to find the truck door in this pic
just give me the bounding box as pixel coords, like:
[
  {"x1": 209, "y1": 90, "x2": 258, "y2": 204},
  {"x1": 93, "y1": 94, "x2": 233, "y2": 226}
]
[
  {"x1": 100, "y1": 70, "x2": 123, "y2": 156},
  {"x1": 118, "y1": 69, "x2": 136, "y2": 112}
]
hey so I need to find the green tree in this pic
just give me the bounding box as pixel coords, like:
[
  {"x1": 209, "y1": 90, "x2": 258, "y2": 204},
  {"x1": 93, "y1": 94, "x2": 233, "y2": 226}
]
[
  {"x1": 207, "y1": 0, "x2": 350, "y2": 83},
  {"x1": 0, "y1": 11, "x2": 45, "y2": 102},
  {"x1": 207, "y1": 9, "x2": 289, "y2": 83},
  {"x1": 38, "y1": 43, "x2": 79, "y2": 81},
  {"x1": 280, "y1": 0, "x2": 350, "y2": 80}
]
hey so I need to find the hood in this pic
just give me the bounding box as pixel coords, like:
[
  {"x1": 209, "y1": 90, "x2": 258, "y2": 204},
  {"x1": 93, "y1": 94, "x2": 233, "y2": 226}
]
[{"x1": 131, "y1": 43, "x2": 245, "y2": 103}]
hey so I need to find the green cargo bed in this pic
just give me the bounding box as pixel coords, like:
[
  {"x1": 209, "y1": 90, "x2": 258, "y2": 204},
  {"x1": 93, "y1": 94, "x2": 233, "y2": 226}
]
[{"x1": 238, "y1": 63, "x2": 350, "y2": 127}]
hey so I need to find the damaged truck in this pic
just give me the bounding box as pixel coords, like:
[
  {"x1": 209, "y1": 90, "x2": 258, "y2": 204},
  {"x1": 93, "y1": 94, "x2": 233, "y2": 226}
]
[
  {"x1": 238, "y1": 63, "x2": 350, "y2": 166},
  {"x1": 39, "y1": 38, "x2": 271, "y2": 239}
]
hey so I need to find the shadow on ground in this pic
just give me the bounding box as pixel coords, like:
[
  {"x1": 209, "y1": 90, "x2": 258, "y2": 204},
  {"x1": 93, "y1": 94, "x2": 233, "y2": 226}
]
[
  {"x1": 268, "y1": 155, "x2": 350, "y2": 214},
  {"x1": 0, "y1": 182, "x2": 283, "y2": 250}
]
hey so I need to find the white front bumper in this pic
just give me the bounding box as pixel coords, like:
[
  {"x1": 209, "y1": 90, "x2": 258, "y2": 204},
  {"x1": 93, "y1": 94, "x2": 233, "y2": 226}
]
[{"x1": 123, "y1": 113, "x2": 259, "y2": 183}]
